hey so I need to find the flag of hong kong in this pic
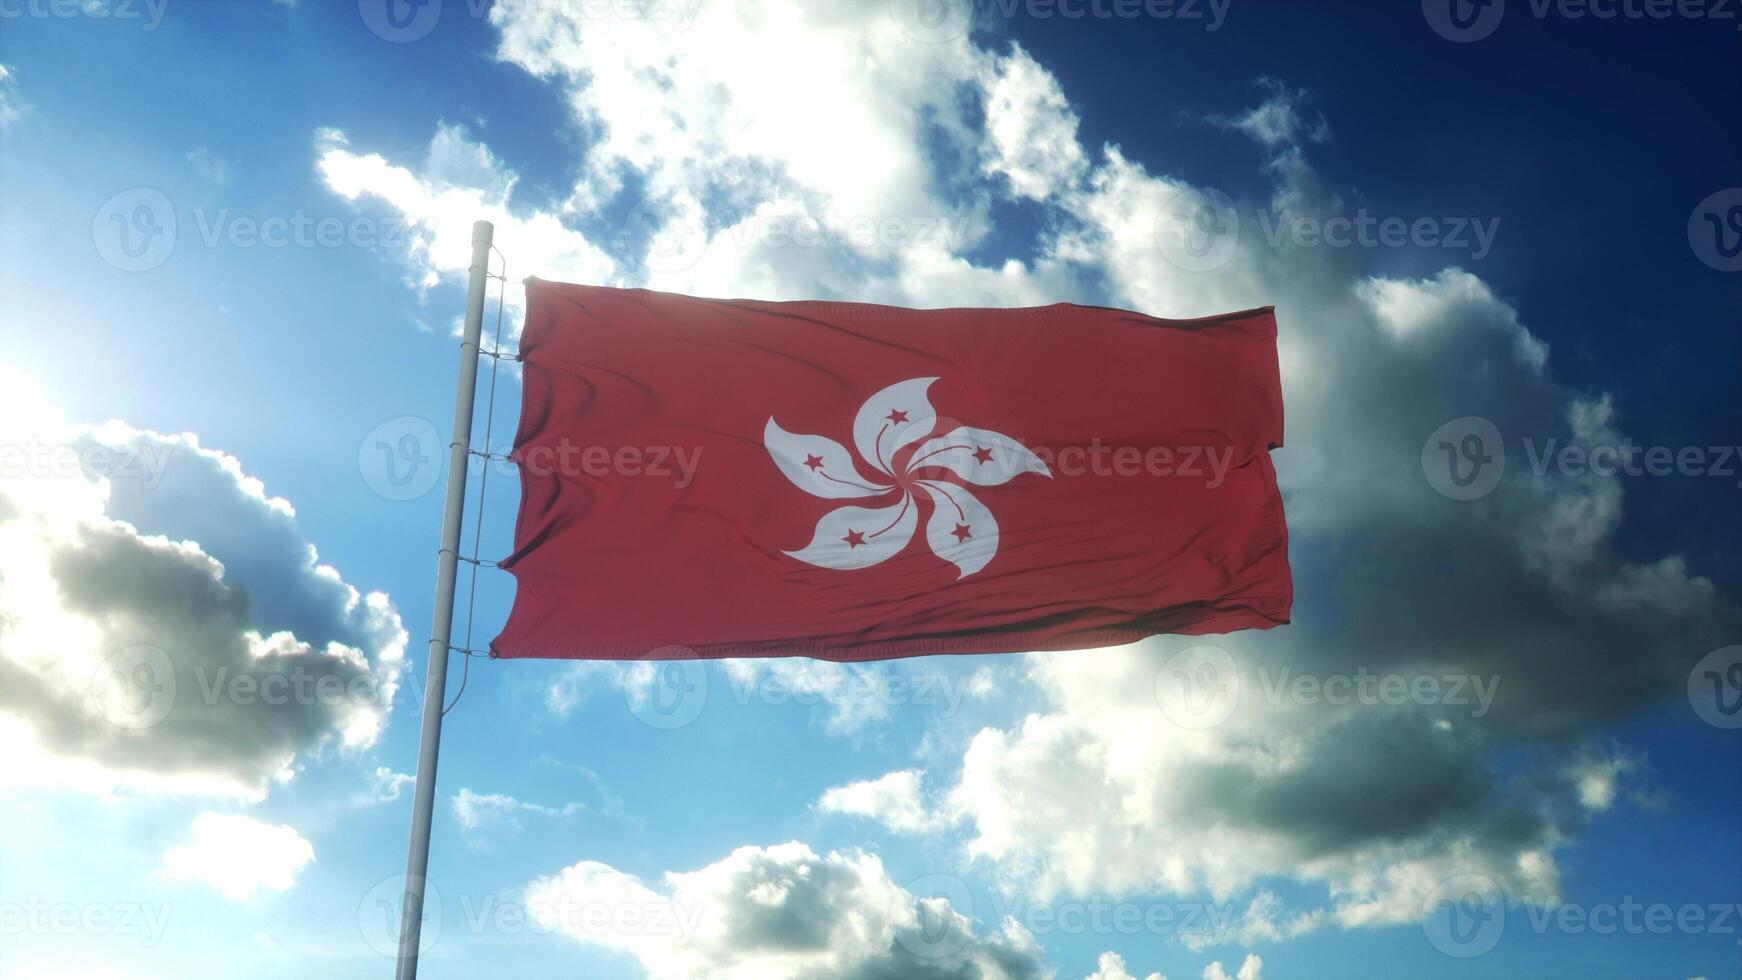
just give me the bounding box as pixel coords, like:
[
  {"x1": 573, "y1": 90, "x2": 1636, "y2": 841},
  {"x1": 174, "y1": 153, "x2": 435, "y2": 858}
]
[{"x1": 493, "y1": 280, "x2": 1291, "y2": 662}]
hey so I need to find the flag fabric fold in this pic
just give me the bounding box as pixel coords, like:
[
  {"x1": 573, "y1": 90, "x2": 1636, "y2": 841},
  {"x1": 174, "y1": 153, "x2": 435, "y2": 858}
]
[{"x1": 493, "y1": 280, "x2": 1290, "y2": 662}]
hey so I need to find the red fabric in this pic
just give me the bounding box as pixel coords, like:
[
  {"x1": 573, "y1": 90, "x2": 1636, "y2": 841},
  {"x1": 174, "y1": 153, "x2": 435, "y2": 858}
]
[{"x1": 493, "y1": 280, "x2": 1290, "y2": 661}]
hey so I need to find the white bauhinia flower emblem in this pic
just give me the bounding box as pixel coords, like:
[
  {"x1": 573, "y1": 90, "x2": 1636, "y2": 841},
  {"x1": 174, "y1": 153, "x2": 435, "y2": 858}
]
[{"x1": 765, "y1": 378, "x2": 1051, "y2": 579}]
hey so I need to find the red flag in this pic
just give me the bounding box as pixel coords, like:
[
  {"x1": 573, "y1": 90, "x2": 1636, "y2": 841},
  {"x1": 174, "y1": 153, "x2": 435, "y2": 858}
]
[{"x1": 493, "y1": 280, "x2": 1290, "y2": 661}]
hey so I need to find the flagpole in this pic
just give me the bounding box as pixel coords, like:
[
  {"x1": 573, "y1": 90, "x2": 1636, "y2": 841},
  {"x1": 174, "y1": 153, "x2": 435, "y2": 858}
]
[{"x1": 394, "y1": 219, "x2": 494, "y2": 980}]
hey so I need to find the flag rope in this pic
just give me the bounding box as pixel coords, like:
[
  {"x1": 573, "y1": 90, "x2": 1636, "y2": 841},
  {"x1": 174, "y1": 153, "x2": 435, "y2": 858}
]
[{"x1": 442, "y1": 243, "x2": 511, "y2": 716}]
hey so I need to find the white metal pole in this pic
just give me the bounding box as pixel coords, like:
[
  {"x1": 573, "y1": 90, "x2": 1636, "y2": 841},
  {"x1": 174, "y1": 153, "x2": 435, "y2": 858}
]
[{"x1": 395, "y1": 219, "x2": 494, "y2": 980}]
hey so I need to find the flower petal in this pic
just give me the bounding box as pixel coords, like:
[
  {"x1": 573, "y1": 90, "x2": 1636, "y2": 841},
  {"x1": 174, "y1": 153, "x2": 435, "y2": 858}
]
[
  {"x1": 765, "y1": 419, "x2": 894, "y2": 499},
  {"x1": 907, "y1": 427, "x2": 1051, "y2": 486},
  {"x1": 853, "y1": 377, "x2": 938, "y2": 478},
  {"x1": 783, "y1": 494, "x2": 918, "y2": 570},
  {"x1": 916, "y1": 480, "x2": 999, "y2": 579}
]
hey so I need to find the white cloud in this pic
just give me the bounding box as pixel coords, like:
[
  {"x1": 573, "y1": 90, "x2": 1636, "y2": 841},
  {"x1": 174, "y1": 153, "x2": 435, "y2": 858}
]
[
  {"x1": 1207, "y1": 78, "x2": 1328, "y2": 148},
  {"x1": 1186, "y1": 891, "x2": 1321, "y2": 952},
  {"x1": 980, "y1": 44, "x2": 1088, "y2": 199},
  {"x1": 817, "y1": 769, "x2": 949, "y2": 834},
  {"x1": 1086, "y1": 950, "x2": 1165, "y2": 980},
  {"x1": 159, "y1": 812, "x2": 314, "y2": 900},
  {"x1": 364, "y1": 767, "x2": 414, "y2": 805},
  {"x1": 186, "y1": 146, "x2": 228, "y2": 185},
  {"x1": 0, "y1": 64, "x2": 22, "y2": 128},
  {"x1": 490, "y1": 0, "x2": 981, "y2": 223},
  {"x1": 717, "y1": 658, "x2": 900, "y2": 736},
  {"x1": 545, "y1": 656, "x2": 950, "y2": 736},
  {"x1": 525, "y1": 841, "x2": 1047, "y2": 980},
  {"x1": 0, "y1": 373, "x2": 407, "y2": 799},
  {"x1": 544, "y1": 661, "x2": 618, "y2": 719},
  {"x1": 1202, "y1": 953, "x2": 1262, "y2": 980},
  {"x1": 452, "y1": 787, "x2": 582, "y2": 832},
  {"x1": 316, "y1": 122, "x2": 616, "y2": 332}
]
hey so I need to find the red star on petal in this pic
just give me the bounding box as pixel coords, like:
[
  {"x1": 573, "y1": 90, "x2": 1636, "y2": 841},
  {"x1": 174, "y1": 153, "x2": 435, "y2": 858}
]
[
  {"x1": 951, "y1": 523, "x2": 972, "y2": 542},
  {"x1": 886, "y1": 409, "x2": 909, "y2": 424},
  {"x1": 842, "y1": 529, "x2": 867, "y2": 548},
  {"x1": 971, "y1": 447, "x2": 994, "y2": 464},
  {"x1": 803, "y1": 453, "x2": 825, "y2": 470}
]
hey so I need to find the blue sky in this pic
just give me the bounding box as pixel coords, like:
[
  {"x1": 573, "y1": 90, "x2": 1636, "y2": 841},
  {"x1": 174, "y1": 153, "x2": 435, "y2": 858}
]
[{"x1": 1, "y1": 2, "x2": 1740, "y2": 978}]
